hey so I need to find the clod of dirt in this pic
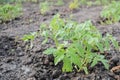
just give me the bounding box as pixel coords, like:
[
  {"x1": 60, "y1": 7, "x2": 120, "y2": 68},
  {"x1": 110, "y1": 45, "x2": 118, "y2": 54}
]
[
  {"x1": 0, "y1": 36, "x2": 16, "y2": 56},
  {"x1": 52, "y1": 70, "x2": 62, "y2": 78},
  {"x1": 109, "y1": 53, "x2": 120, "y2": 70}
]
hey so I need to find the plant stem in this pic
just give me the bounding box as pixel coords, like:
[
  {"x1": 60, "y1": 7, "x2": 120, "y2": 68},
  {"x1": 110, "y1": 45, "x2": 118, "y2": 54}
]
[{"x1": 54, "y1": 38, "x2": 59, "y2": 47}]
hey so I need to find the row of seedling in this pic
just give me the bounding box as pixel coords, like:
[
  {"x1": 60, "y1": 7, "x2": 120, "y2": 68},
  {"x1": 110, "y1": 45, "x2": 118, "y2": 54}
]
[{"x1": 0, "y1": 0, "x2": 120, "y2": 24}]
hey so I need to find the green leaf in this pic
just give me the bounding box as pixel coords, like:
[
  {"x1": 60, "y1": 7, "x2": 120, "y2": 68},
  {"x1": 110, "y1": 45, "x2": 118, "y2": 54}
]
[
  {"x1": 101, "y1": 60, "x2": 109, "y2": 69},
  {"x1": 74, "y1": 43, "x2": 85, "y2": 56},
  {"x1": 44, "y1": 48, "x2": 56, "y2": 55},
  {"x1": 62, "y1": 57, "x2": 73, "y2": 72},
  {"x1": 111, "y1": 38, "x2": 119, "y2": 49},
  {"x1": 88, "y1": 37, "x2": 94, "y2": 44},
  {"x1": 91, "y1": 57, "x2": 98, "y2": 67},
  {"x1": 97, "y1": 43, "x2": 104, "y2": 53},
  {"x1": 67, "y1": 47, "x2": 81, "y2": 66},
  {"x1": 54, "y1": 52, "x2": 64, "y2": 65},
  {"x1": 22, "y1": 34, "x2": 35, "y2": 41},
  {"x1": 104, "y1": 38, "x2": 110, "y2": 50},
  {"x1": 86, "y1": 44, "x2": 92, "y2": 52},
  {"x1": 97, "y1": 54, "x2": 109, "y2": 69}
]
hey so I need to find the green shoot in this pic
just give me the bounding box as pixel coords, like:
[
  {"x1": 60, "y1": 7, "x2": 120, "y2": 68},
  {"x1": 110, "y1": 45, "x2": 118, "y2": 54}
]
[
  {"x1": 22, "y1": 32, "x2": 37, "y2": 49},
  {"x1": 0, "y1": 3, "x2": 22, "y2": 22},
  {"x1": 39, "y1": 1, "x2": 50, "y2": 15},
  {"x1": 101, "y1": 1, "x2": 120, "y2": 24},
  {"x1": 69, "y1": 0, "x2": 79, "y2": 10},
  {"x1": 56, "y1": 0, "x2": 64, "y2": 6}
]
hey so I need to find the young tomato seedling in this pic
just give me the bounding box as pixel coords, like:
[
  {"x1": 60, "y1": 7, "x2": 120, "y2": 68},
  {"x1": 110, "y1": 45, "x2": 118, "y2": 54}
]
[{"x1": 40, "y1": 14, "x2": 119, "y2": 74}]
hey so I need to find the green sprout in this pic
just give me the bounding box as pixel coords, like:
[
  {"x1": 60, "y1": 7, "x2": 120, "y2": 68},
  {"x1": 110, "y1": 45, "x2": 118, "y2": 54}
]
[
  {"x1": 69, "y1": 0, "x2": 79, "y2": 10},
  {"x1": 40, "y1": 1, "x2": 50, "y2": 15},
  {"x1": 22, "y1": 32, "x2": 37, "y2": 49},
  {"x1": 0, "y1": 3, "x2": 22, "y2": 22},
  {"x1": 56, "y1": 0, "x2": 64, "y2": 6},
  {"x1": 101, "y1": 1, "x2": 120, "y2": 24}
]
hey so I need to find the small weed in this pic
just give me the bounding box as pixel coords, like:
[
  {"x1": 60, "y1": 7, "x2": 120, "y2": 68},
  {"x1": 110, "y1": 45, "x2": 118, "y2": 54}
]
[
  {"x1": 40, "y1": 14, "x2": 119, "y2": 74},
  {"x1": 23, "y1": 0, "x2": 38, "y2": 3},
  {"x1": 69, "y1": 0, "x2": 79, "y2": 10},
  {"x1": 0, "y1": 3, "x2": 22, "y2": 22},
  {"x1": 22, "y1": 32, "x2": 38, "y2": 49},
  {"x1": 101, "y1": 1, "x2": 120, "y2": 24},
  {"x1": 40, "y1": 1, "x2": 50, "y2": 15},
  {"x1": 80, "y1": 0, "x2": 87, "y2": 5},
  {"x1": 56, "y1": 0, "x2": 64, "y2": 6}
]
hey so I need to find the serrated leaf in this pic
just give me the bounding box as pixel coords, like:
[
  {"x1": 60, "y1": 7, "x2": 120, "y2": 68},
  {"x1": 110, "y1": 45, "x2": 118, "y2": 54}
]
[
  {"x1": 111, "y1": 38, "x2": 119, "y2": 49},
  {"x1": 22, "y1": 34, "x2": 34, "y2": 41},
  {"x1": 91, "y1": 57, "x2": 98, "y2": 67},
  {"x1": 67, "y1": 47, "x2": 81, "y2": 66},
  {"x1": 101, "y1": 60, "x2": 109, "y2": 69},
  {"x1": 44, "y1": 48, "x2": 56, "y2": 55},
  {"x1": 22, "y1": 32, "x2": 37, "y2": 41},
  {"x1": 74, "y1": 43, "x2": 85, "y2": 56},
  {"x1": 62, "y1": 57, "x2": 73, "y2": 72},
  {"x1": 104, "y1": 38, "x2": 110, "y2": 50},
  {"x1": 97, "y1": 54, "x2": 109, "y2": 69},
  {"x1": 86, "y1": 44, "x2": 92, "y2": 52},
  {"x1": 88, "y1": 37, "x2": 94, "y2": 44},
  {"x1": 54, "y1": 52, "x2": 64, "y2": 65},
  {"x1": 97, "y1": 43, "x2": 104, "y2": 53}
]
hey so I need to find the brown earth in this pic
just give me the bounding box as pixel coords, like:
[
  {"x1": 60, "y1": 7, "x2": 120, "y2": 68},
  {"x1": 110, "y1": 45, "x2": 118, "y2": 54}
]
[{"x1": 0, "y1": 1, "x2": 120, "y2": 80}]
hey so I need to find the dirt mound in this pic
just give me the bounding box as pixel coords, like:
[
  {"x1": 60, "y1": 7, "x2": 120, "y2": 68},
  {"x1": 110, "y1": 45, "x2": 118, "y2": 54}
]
[{"x1": 0, "y1": 36, "x2": 119, "y2": 80}]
